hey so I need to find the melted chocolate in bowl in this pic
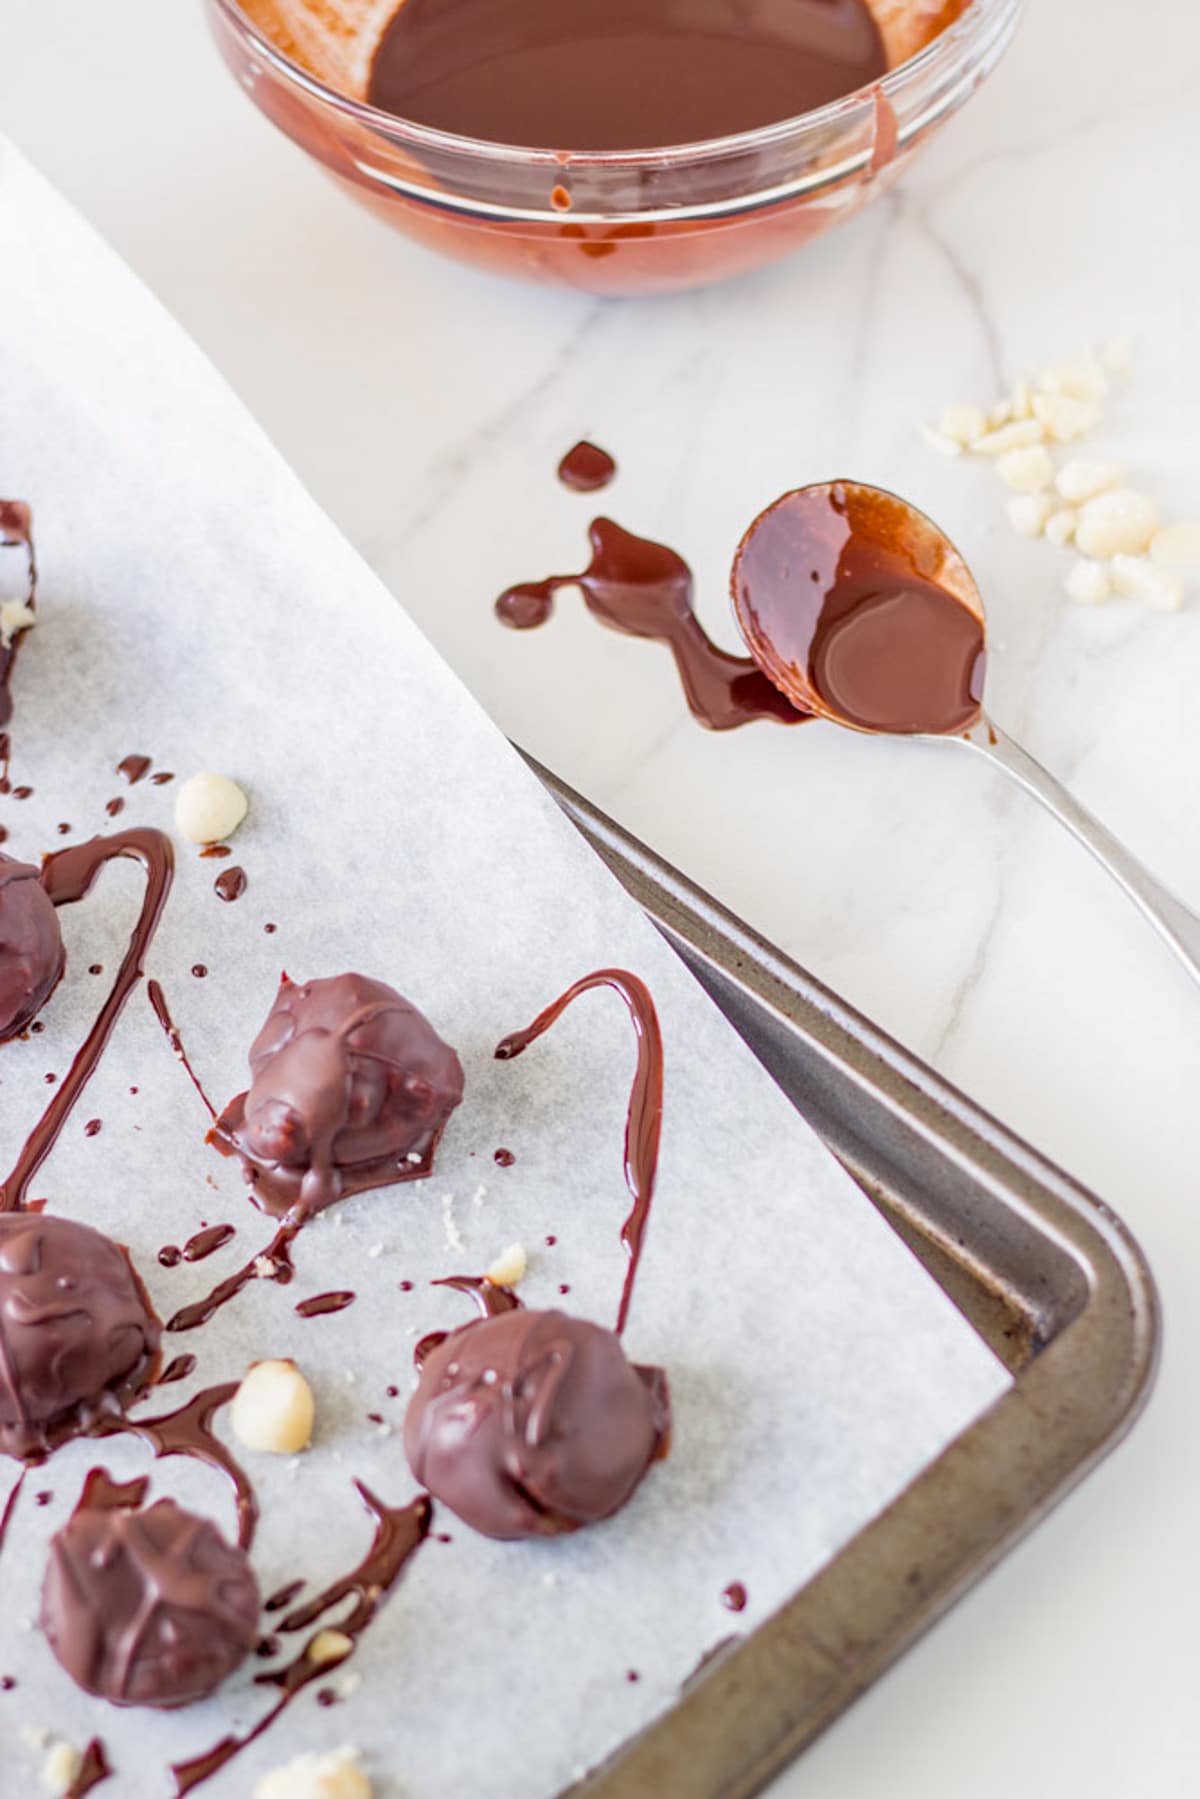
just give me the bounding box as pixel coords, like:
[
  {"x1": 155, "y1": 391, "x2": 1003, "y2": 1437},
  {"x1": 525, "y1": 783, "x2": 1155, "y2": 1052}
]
[
  {"x1": 733, "y1": 483, "x2": 987, "y2": 735},
  {"x1": 366, "y1": 0, "x2": 887, "y2": 151}
]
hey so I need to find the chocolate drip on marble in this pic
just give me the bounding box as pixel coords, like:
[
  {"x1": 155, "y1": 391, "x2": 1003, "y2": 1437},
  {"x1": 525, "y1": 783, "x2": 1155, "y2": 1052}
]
[
  {"x1": 0, "y1": 500, "x2": 36, "y2": 728},
  {"x1": 496, "y1": 968, "x2": 663, "y2": 1333},
  {"x1": 0, "y1": 830, "x2": 174, "y2": 1213},
  {"x1": 116, "y1": 755, "x2": 152, "y2": 785},
  {"x1": 496, "y1": 518, "x2": 808, "y2": 731},
  {"x1": 73, "y1": 1468, "x2": 150, "y2": 1516},
  {"x1": 558, "y1": 441, "x2": 617, "y2": 492},
  {"x1": 171, "y1": 1487, "x2": 430, "y2": 1794}
]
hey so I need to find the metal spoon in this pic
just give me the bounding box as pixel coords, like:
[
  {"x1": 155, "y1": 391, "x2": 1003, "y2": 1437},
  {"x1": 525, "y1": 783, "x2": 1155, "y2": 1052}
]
[{"x1": 731, "y1": 480, "x2": 1200, "y2": 987}]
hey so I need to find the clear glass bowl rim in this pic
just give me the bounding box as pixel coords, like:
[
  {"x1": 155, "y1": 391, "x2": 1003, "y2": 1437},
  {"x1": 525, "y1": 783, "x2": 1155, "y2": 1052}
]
[{"x1": 211, "y1": 0, "x2": 1022, "y2": 216}]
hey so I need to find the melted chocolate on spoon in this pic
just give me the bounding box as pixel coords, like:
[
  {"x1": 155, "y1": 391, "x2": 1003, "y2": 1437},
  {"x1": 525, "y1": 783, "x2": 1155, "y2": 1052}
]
[
  {"x1": 495, "y1": 969, "x2": 662, "y2": 1333},
  {"x1": 497, "y1": 518, "x2": 806, "y2": 731},
  {"x1": 367, "y1": 0, "x2": 886, "y2": 152},
  {"x1": 0, "y1": 500, "x2": 36, "y2": 729},
  {"x1": 733, "y1": 483, "x2": 987, "y2": 734},
  {"x1": 0, "y1": 830, "x2": 174, "y2": 1213},
  {"x1": 171, "y1": 1486, "x2": 431, "y2": 1795}
]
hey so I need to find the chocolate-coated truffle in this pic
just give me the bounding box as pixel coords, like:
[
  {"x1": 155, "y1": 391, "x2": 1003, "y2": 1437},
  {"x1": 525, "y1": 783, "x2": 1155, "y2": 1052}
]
[
  {"x1": 42, "y1": 1496, "x2": 259, "y2": 1708},
  {"x1": 212, "y1": 973, "x2": 464, "y2": 1221},
  {"x1": 404, "y1": 1308, "x2": 669, "y2": 1540},
  {"x1": 0, "y1": 1214, "x2": 161, "y2": 1462},
  {"x1": 0, "y1": 853, "x2": 65, "y2": 1041}
]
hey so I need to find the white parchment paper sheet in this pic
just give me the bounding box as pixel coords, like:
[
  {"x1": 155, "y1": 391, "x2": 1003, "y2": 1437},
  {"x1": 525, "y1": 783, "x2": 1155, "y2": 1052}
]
[{"x1": 0, "y1": 141, "x2": 1009, "y2": 1798}]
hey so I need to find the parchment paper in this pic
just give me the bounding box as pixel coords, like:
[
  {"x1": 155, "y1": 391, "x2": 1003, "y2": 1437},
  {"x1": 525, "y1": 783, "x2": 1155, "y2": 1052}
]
[{"x1": 0, "y1": 140, "x2": 1009, "y2": 1798}]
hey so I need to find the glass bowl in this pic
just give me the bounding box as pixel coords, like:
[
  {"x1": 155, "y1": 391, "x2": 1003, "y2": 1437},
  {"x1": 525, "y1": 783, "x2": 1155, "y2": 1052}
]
[{"x1": 205, "y1": 0, "x2": 1023, "y2": 296}]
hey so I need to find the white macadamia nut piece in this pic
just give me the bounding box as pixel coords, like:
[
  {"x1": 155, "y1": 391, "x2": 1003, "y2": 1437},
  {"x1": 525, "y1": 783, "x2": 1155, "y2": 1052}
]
[
  {"x1": 40, "y1": 1744, "x2": 81, "y2": 1796},
  {"x1": 0, "y1": 599, "x2": 36, "y2": 649},
  {"x1": 485, "y1": 1243, "x2": 528, "y2": 1287},
  {"x1": 1044, "y1": 508, "x2": 1078, "y2": 547},
  {"x1": 1032, "y1": 392, "x2": 1103, "y2": 443},
  {"x1": 1037, "y1": 359, "x2": 1108, "y2": 405},
  {"x1": 1006, "y1": 493, "x2": 1054, "y2": 537},
  {"x1": 1055, "y1": 461, "x2": 1124, "y2": 504},
  {"x1": 987, "y1": 397, "x2": 1014, "y2": 428},
  {"x1": 971, "y1": 418, "x2": 1045, "y2": 455},
  {"x1": 1110, "y1": 555, "x2": 1183, "y2": 612},
  {"x1": 1008, "y1": 379, "x2": 1034, "y2": 421},
  {"x1": 937, "y1": 404, "x2": 988, "y2": 446},
  {"x1": 174, "y1": 771, "x2": 249, "y2": 845},
  {"x1": 1150, "y1": 522, "x2": 1200, "y2": 570},
  {"x1": 996, "y1": 446, "x2": 1054, "y2": 493},
  {"x1": 254, "y1": 1745, "x2": 372, "y2": 1799},
  {"x1": 230, "y1": 1358, "x2": 314, "y2": 1454},
  {"x1": 308, "y1": 1629, "x2": 353, "y2": 1667},
  {"x1": 921, "y1": 425, "x2": 963, "y2": 457},
  {"x1": 1074, "y1": 489, "x2": 1160, "y2": 559},
  {"x1": 1065, "y1": 560, "x2": 1112, "y2": 606}
]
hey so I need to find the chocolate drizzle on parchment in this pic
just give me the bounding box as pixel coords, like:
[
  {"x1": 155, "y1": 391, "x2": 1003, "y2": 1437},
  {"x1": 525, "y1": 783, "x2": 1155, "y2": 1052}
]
[
  {"x1": 496, "y1": 969, "x2": 663, "y2": 1333},
  {"x1": 0, "y1": 830, "x2": 174, "y2": 1213},
  {"x1": 171, "y1": 1486, "x2": 431, "y2": 1794}
]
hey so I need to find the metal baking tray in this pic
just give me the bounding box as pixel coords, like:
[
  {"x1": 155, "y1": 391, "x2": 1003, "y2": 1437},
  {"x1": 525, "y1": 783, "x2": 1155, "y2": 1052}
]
[{"x1": 526, "y1": 759, "x2": 1160, "y2": 1799}]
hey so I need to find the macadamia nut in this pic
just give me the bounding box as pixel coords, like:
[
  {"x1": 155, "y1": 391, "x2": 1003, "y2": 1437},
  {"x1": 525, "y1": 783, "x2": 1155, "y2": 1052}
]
[
  {"x1": 1074, "y1": 490, "x2": 1160, "y2": 559},
  {"x1": 174, "y1": 772, "x2": 249, "y2": 845},
  {"x1": 254, "y1": 1746, "x2": 372, "y2": 1799},
  {"x1": 230, "y1": 1358, "x2": 314, "y2": 1454},
  {"x1": 485, "y1": 1243, "x2": 528, "y2": 1287}
]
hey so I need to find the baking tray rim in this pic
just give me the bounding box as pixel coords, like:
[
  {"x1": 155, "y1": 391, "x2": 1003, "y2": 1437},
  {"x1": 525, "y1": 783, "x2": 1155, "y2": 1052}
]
[{"x1": 527, "y1": 759, "x2": 1160, "y2": 1799}]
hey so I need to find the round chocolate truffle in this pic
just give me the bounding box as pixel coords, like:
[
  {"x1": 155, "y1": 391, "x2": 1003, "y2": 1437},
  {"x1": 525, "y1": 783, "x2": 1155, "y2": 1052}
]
[
  {"x1": 213, "y1": 972, "x2": 465, "y2": 1220},
  {"x1": 0, "y1": 1214, "x2": 161, "y2": 1461},
  {"x1": 404, "y1": 1308, "x2": 670, "y2": 1540},
  {"x1": 0, "y1": 853, "x2": 65, "y2": 1041},
  {"x1": 42, "y1": 1495, "x2": 259, "y2": 1708}
]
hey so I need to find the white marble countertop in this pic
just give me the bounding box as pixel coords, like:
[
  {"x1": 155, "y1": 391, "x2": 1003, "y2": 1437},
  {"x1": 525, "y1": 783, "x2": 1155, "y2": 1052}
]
[{"x1": 2, "y1": 1, "x2": 1198, "y2": 1792}]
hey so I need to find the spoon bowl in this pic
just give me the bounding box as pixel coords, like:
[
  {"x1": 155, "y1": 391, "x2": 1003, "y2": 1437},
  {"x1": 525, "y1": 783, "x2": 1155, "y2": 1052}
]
[
  {"x1": 731, "y1": 481, "x2": 986, "y2": 735},
  {"x1": 731, "y1": 479, "x2": 1200, "y2": 990}
]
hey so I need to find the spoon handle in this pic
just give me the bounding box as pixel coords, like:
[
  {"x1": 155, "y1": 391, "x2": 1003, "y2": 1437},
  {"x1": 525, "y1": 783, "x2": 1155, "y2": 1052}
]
[{"x1": 962, "y1": 716, "x2": 1200, "y2": 987}]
